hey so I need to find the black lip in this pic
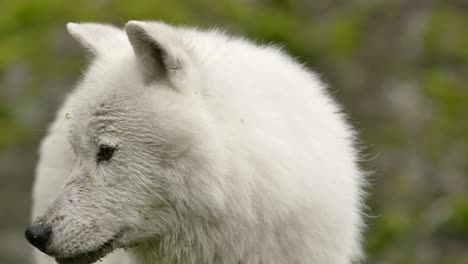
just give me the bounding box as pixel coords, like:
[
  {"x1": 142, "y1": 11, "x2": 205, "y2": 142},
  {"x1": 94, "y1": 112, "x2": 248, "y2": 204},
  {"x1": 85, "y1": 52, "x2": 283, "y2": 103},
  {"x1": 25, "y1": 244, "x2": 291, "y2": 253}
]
[{"x1": 54, "y1": 239, "x2": 115, "y2": 264}]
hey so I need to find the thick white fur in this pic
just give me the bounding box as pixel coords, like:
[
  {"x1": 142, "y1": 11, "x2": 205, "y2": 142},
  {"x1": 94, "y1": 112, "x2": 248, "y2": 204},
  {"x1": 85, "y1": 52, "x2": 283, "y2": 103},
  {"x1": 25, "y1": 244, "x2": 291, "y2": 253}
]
[{"x1": 31, "y1": 21, "x2": 365, "y2": 264}]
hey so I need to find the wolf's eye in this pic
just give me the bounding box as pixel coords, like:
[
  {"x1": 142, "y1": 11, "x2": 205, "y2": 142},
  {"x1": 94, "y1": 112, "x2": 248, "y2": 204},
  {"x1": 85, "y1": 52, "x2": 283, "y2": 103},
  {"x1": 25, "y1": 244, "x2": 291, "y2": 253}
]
[{"x1": 97, "y1": 145, "x2": 115, "y2": 163}]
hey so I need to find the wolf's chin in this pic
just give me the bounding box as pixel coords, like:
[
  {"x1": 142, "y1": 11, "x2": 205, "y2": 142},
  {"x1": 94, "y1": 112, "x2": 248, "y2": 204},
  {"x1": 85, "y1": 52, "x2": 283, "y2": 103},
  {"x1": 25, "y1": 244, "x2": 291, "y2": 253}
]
[{"x1": 54, "y1": 236, "x2": 120, "y2": 264}]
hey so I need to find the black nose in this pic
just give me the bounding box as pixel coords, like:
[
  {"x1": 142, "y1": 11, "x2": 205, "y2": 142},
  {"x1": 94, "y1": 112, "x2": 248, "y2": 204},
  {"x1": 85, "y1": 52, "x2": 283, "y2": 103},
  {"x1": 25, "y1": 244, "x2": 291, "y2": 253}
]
[{"x1": 25, "y1": 223, "x2": 52, "y2": 252}]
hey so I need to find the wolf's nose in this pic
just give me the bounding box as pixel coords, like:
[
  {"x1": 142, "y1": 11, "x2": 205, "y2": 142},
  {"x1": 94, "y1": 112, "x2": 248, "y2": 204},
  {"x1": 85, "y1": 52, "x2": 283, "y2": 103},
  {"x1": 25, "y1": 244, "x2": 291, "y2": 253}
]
[{"x1": 25, "y1": 223, "x2": 51, "y2": 252}]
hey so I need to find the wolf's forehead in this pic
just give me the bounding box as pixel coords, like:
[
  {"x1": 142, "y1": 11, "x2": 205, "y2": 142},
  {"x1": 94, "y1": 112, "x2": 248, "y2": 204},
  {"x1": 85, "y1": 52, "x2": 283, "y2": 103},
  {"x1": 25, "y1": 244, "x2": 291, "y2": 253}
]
[
  {"x1": 88, "y1": 103, "x2": 123, "y2": 133},
  {"x1": 70, "y1": 92, "x2": 136, "y2": 131},
  {"x1": 90, "y1": 94, "x2": 139, "y2": 121}
]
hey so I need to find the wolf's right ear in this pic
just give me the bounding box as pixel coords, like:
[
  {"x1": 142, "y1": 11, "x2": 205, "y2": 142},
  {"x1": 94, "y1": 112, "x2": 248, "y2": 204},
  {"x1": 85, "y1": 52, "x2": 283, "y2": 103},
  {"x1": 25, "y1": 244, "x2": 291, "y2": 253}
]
[
  {"x1": 125, "y1": 21, "x2": 187, "y2": 83},
  {"x1": 67, "y1": 23, "x2": 127, "y2": 55}
]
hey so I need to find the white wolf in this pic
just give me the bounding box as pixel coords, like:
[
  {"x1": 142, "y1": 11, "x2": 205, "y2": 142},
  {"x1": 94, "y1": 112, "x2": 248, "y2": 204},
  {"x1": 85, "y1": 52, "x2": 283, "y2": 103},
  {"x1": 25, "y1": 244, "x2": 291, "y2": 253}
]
[{"x1": 27, "y1": 21, "x2": 365, "y2": 264}]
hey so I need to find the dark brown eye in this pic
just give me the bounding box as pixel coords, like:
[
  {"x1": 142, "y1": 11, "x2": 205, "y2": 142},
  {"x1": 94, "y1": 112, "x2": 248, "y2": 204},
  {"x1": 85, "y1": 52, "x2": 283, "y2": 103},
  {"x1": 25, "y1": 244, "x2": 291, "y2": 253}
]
[{"x1": 97, "y1": 145, "x2": 115, "y2": 163}]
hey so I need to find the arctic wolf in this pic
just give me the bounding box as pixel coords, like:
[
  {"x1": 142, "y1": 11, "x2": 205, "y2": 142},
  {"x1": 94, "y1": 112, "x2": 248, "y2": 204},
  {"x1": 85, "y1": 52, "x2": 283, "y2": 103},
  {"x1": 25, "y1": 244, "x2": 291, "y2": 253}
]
[{"x1": 27, "y1": 21, "x2": 365, "y2": 264}]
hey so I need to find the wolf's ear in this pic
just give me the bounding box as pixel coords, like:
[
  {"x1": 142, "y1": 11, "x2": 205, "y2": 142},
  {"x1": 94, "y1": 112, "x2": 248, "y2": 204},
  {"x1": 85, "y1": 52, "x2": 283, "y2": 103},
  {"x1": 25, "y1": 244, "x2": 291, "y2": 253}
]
[
  {"x1": 125, "y1": 21, "x2": 184, "y2": 83},
  {"x1": 67, "y1": 23, "x2": 127, "y2": 55}
]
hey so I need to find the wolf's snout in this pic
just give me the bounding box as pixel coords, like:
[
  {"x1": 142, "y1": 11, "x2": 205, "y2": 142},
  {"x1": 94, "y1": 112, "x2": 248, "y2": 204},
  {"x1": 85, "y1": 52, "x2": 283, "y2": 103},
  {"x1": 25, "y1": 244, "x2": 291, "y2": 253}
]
[{"x1": 25, "y1": 223, "x2": 52, "y2": 253}]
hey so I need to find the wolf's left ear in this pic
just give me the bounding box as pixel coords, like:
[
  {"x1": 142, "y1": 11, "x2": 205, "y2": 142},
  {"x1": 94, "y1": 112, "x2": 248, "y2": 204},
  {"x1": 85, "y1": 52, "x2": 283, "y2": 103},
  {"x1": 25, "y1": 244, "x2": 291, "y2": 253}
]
[
  {"x1": 125, "y1": 21, "x2": 185, "y2": 83},
  {"x1": 67, "y1": 23, "x2": 127, "y2": 55}
]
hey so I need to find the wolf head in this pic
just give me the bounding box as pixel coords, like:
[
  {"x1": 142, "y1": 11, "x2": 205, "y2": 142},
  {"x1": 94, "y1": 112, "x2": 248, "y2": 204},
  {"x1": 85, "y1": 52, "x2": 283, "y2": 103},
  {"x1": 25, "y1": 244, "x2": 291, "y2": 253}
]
[{"x1": 26, "y1": 21, "x2": 227, "y2": 264}]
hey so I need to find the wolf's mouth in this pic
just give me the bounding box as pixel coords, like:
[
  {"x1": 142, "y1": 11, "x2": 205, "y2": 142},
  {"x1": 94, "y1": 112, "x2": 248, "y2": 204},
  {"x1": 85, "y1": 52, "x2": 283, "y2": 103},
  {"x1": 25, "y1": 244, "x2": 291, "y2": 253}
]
[{"x1": 54, "y1": 238, "x2": 116, "y2": 264}]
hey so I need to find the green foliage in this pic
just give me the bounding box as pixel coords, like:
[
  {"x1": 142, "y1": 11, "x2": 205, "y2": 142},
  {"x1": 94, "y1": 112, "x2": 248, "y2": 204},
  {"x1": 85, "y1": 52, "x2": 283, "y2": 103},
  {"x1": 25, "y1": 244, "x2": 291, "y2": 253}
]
[
  {"x1": 367, "y1": 212, "x2": 414, "y2": 254},
  {"x1": 440, "y1": 196, "x2": 468, "y2": 237},
  {"x1": 424, "y1": 7, "x2": 468, "y2": 64},
  {"x1": 0, "y1": 101, "x2": 25, "y2": 148}
]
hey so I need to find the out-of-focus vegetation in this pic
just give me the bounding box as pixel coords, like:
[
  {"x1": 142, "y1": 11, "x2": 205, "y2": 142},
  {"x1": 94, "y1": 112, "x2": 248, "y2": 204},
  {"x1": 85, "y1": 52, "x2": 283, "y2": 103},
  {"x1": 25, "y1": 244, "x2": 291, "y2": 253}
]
[{"x1": 0, "y1": 0, "x2": 467, "y2": 263}]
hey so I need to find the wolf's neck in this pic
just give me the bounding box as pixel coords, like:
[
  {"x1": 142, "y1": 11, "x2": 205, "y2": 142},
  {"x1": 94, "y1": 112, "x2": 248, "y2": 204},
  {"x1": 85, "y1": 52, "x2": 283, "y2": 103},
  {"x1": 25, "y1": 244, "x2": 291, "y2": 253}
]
[
  {"x1": 131, "y1": 231, "x2": 215, "y2": 264},
  {"x1": 131, "y1": 214, "x2": 253, "y2": 264}
]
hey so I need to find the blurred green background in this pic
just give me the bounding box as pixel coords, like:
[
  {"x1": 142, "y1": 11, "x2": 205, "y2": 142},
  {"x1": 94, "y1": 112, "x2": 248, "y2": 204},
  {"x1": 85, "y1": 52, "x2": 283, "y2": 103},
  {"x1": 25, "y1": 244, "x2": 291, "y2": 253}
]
[{"x1": 1, "y1": 0, "x2": 467, "y2": 263}]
